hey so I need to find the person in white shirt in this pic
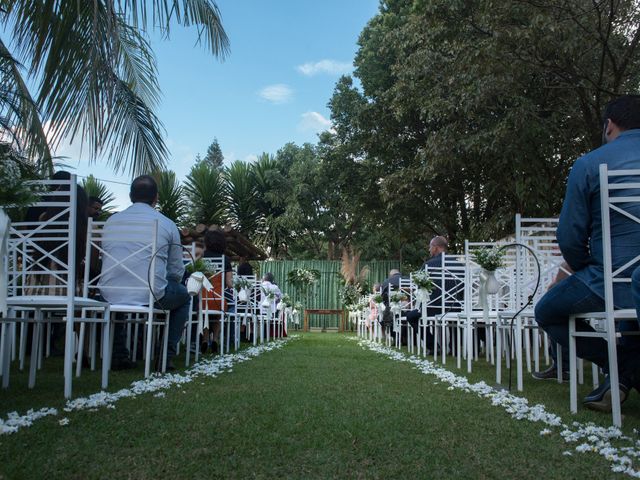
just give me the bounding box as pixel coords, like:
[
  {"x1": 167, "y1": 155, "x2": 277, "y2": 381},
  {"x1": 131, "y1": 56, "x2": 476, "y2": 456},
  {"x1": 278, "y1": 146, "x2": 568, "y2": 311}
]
[{"x1": 99, "y1": 175, "x2": 190, "y2": 370}]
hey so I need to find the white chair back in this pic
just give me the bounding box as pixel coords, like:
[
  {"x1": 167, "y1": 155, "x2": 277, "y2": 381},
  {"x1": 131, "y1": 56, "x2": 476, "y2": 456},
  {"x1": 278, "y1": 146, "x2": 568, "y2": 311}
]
[
  {"x1": 425, "y1": 253, "x2": 466, "y2": 316},
  {"x1": 515, "y1": 215, "x2": 568, "y2": 306},
  {"x1": 600, "y1": 164, "x2": 640, "y2": 312},
  {"x1": 91, "y1": 218, "x2": 160, "y2": 307},
  {"x1": 8, "y1": 175, "x2": 79, "y2": 299}
]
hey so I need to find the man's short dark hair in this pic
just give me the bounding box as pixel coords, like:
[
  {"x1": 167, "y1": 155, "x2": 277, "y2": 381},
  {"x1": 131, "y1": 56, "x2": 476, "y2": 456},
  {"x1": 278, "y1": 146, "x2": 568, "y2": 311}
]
[
  {"x1": 603, "y1": 95, "x2": 640, "y2": 130},
  {"x1": 88, "y1": 196, "x2": 103, "y2": 205},
  {"x1": 130, "y1": 175, "x2": 158, "y2": 205},
  {"x1": 204, "y1": 230, "x2": 226, "y2": 254}
]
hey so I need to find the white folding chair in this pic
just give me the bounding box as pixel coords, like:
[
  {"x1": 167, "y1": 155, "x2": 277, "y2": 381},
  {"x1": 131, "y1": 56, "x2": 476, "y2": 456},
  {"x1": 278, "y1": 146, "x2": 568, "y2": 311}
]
[
  {"x1": 568, "y1": 164, "x2": 640, "y2": 427},
  {"x1": 92, "y1": 218, "x2": 170, "y2": 377},
  {"x1": 1, "y1": 176, "x2": 110, "y2": 397},
  {"x1": 199, "y1": 257, "x2": 227, "y2": 354},
  {"x1": 515, "y1": 215, "x2": 576, "y2": 381},
  {"x1": 423, "y1": 254, "x2": 466, "y2": 366},
  {"x1": 463, "y1": 242, "x2": 517, "y2": 381}
]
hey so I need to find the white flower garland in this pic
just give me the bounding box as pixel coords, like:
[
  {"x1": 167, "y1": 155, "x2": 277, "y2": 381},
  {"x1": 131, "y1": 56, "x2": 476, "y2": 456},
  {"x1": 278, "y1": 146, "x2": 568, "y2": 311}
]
[
  {"x1": 351, "y1": 337, "x2": 640, "y2": 478},
  {"x1": 0, "y1": 336, "x2": 297, "y2": 436}
]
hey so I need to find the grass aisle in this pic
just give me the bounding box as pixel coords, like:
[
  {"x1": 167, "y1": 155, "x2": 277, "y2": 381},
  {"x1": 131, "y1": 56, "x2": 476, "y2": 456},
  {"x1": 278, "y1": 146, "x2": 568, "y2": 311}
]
[{"x1": 0, "y1": 333, "x2": 618, "y2": 479}]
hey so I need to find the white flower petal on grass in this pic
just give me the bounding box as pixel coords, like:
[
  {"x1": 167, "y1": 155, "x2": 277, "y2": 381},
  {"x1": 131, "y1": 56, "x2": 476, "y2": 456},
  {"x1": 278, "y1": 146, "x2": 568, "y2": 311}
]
[
  {"x1": 0, "y1": 337, "x2": 297, "y2": 436},
  {"x1": 350, "y1": 337, "x2": 640, "y2": 478},
  {"x1": 58, "y1": 418, "x2": 69, "y2": 426},
  {"x1": 0, "y1": 408, "x2": 58, "y2": 435}
]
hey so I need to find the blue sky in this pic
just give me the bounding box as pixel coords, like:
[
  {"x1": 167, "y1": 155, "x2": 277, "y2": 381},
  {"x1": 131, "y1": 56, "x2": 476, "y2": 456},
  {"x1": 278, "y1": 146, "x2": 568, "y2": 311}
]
[{"x1": 62, "y1": 0, "x2": 380, "y2": 208}]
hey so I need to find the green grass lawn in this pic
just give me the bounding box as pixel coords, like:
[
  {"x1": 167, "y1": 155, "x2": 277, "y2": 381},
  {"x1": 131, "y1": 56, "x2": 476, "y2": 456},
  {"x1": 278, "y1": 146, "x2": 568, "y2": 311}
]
[{"x1": 0, "y1": 333, "x2": 635, "y2": 479}]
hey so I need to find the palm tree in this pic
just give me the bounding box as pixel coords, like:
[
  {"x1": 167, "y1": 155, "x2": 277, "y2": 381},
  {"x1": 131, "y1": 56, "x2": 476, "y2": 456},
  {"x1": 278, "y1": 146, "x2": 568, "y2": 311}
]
[
  {"x1": 80, "y1": 174, "x2": 117, "y2": 217},
  {"x1": 252, "y1": 152, "x2": 290, "y2": 257},
  {"x1": 184, "y1": 161, "x2": 227, "y2": 226},
  {"x1": 224, "y1": 160, "x2": 260, "y2": 236},
  {"x1": 154, "y1": 170, "x2": 187, "y2": 226},
  {"x1": 0, "y1": 1, "x2": 229, "y2": 176}
]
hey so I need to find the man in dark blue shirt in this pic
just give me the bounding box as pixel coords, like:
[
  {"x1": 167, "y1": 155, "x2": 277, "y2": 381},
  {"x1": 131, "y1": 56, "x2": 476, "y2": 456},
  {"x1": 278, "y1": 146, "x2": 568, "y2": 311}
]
[{"x1": 534, "y1": 95, "x2": 640, "y2": 411}]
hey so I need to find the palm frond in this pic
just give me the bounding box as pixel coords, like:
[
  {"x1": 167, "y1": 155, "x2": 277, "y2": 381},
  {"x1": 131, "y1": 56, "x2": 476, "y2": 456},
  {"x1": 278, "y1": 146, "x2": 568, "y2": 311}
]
[
  {"x1": 80, "y1": 174, "x2": 117, "y2": 214},
  {"x1": 113, "y1": 0, "x2": 230, "y2": 58},
  {"x1": 0, "y1": 36, "x2": 52, "y2": 174}
]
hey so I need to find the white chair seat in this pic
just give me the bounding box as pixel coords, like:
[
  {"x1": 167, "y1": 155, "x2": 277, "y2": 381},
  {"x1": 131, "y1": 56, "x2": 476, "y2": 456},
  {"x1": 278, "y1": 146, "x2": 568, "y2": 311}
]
[{"x1": 7, "y1": 296, "x2": 108, "y2": 309}]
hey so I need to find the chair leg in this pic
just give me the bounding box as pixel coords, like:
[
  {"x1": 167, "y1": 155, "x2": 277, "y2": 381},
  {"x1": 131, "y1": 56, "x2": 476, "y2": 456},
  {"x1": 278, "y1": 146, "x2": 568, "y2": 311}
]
[
  {"x1": 28, "y1": 320, "x2": 41, "y2": 389},
  {"x1": 569, "y1": 318, "x2": 578, "y2": 414},
  {"x1": 524, "y1": 326, "x2": 532, "y2": 373},
  {"x1": 556, "y1": 345, "x2": 563, "y2": 384},
  {"x1": 132, "y1": 323, "x2": 139, "y2": 362},
  {"x1": 45, "y1": 321, "x2": 51, "y2": 358},
  {"x1": 144, "y1": 316, "x2": 153, "y2": 378},
  {"x1": 19, "y1": 320, "x2": 27, "y2": 371},
  {"x1": 101, "y1": 317, "x2": 110, "y2": 389},
  {"x1": 185, "y1": 314, "x2": 192, "y2": 367},
  {"x1": 2, "y1": 322, "x2": 12, "y2": 388},
  {"x1": 76, "y1": 321, "x2": 86, "y2": 378},
  {"x1": 90, "y1": 323, "x2": 97, "y2": 370},
  {"x1": 533, "y1": 328, "x2": 540, "y2": 372},
  {"x1": 516, "y1": 317, "x2": 523, "y2": 391},
  {"x1": 495, "y1": 321, "x2": 502, "y2": 385}
]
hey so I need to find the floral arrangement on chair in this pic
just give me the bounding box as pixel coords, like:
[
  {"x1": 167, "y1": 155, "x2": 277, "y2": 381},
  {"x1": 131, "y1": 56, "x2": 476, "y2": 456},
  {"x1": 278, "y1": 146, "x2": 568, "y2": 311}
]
[
  {"x1": 412, "y1": 270, "x2": 434, "y2": 292},
  {"x1": 472, "y1": 247, "x2": 505, "y2": 296},
  {"x1": 233, "y1": 276, "x2": 252, "y2": 291},
  {"x1": 471, "y1": 247, "x2": 505, "y2": 272}
]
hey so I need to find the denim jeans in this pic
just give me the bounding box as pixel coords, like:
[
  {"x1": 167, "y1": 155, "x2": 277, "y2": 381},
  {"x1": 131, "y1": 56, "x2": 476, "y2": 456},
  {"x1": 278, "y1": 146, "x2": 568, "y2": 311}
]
[
  {"x1": 534, "y1": 275, "x2": 608, "y2": 370},
  {"x1": 155, "y1": 279, "x2": 191, "y2": 358}
]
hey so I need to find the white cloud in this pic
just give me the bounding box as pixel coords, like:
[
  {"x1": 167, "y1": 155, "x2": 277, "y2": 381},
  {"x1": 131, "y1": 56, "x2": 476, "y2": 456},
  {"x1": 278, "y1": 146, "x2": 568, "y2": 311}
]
[
  {"x1": 298, "y1": 111, "x2": 335, "y2": 134},
  {"x1": 244, "y1": 154, "x2": 258, "y2": 163},
  {"x1": 258, "y1": 84, "x2": 293, "y2": 104},
  {"x1": 296, "y1": 59, "x2": 352, "y2": 77}
]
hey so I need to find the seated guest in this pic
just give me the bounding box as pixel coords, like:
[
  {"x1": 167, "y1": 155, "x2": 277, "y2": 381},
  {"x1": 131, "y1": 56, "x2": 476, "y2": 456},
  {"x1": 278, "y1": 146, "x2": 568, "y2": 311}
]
[
  {"x1": 422, "y1": 236, "x2": 465, "y2": 351},
  {"x1": 100, "y1": 175, "x2": 190, "y2": 371},
  {"x1": 533, "y1": 94, "x2": 640, "y2": 411}
]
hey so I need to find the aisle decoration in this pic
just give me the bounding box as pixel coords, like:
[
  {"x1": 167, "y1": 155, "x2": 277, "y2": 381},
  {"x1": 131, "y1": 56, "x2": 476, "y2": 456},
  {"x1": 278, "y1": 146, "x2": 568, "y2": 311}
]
[
  {"x1": 0, "y1": 337, "x2": 297, "y2": 436},
  {"x1": 411, "y1": 270, "x2": 434, "y2": 308},
  {"x1": 352, "y1": 337, "x2": 640, "y2": 478},
  {"x1": 233, "y1": 276, "x2": 253, "y2": 302},
  {"x1": 472, "y1": 247, "x2": 505, "y2": 300}
]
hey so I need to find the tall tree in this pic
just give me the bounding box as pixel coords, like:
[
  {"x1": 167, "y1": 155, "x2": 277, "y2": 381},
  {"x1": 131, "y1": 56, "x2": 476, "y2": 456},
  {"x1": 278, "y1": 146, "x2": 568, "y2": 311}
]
[
  {"x1": 323, "y1": 0, "x2": 640, "y2": 251},
  {"x1": 0, "y1": 1, "x2": 229, "y2": 176},
  {"x1": 204, "y1": 137, "x2": 225, "y2": 169}
]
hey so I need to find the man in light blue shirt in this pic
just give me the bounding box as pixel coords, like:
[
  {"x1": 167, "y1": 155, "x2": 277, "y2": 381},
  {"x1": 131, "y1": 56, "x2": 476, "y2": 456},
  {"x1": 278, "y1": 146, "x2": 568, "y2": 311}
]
[
  {"x1": 534, "y1": 95, "x2": 640, "y2": 411},
  {"x1": 100, "y1": 175, "x2": 190, "y2": 370}
]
